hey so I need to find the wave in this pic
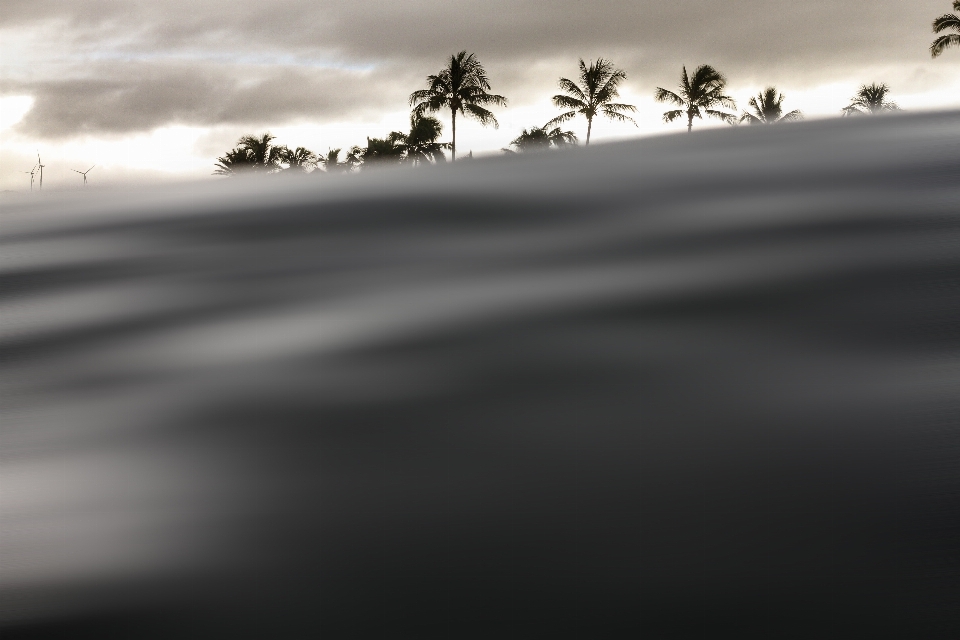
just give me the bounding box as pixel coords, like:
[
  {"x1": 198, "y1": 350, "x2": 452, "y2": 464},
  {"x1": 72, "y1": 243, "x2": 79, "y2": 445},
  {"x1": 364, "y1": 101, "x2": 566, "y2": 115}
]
[{"x1": 2, "y1": 112, "x2": 960, "y2": 638}]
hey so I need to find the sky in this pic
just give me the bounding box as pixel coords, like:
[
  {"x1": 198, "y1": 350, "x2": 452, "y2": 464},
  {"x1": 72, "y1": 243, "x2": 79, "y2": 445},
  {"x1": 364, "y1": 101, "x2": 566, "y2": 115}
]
[{"x1": 1, "y1": 0, "x2": 958, "y2": 191}]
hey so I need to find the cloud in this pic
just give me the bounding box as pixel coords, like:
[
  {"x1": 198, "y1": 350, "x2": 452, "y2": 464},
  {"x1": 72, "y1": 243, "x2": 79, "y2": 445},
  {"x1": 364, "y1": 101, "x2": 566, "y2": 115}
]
[
  {"x1": 0, "y1": 1, "x2": 953, "y2": 139},
  {"x1": 4, "y1": 62, "x2": 418, "y2": 138},
  {"x1": 1, "y1": 1, "x2": 937, "y2": 63}
]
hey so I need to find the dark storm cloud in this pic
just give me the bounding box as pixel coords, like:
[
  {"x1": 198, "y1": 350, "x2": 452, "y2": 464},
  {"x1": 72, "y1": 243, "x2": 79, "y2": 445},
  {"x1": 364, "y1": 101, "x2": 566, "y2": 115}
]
[{"x1": 1, "y1": 1, "x2": 947, "y2": 137}]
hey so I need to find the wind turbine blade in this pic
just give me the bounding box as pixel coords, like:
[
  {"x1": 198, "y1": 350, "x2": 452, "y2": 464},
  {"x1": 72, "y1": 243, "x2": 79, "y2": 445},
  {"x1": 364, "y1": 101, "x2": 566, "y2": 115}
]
[
  {"x1": 72, "y1": 169, "x2": 83, "y2": 174},
  {"x1": 87, "y1": 165, "x2": 96, "y2": 173}
]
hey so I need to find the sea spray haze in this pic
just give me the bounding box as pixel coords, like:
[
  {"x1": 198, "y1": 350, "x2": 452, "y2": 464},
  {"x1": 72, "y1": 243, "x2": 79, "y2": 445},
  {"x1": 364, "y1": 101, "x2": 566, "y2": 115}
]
[{"x1": 2, "y1": 112, "x2": 960, "y2": 638}]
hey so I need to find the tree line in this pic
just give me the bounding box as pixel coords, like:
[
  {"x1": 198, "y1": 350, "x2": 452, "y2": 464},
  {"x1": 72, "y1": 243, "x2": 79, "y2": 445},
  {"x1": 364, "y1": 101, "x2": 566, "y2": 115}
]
[{"x1": 215, "y1": 1, "x2": 958, "y2": 175}]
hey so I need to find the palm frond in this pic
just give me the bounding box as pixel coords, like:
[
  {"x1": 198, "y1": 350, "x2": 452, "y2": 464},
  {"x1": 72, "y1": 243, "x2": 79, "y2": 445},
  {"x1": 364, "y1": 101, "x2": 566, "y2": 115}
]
[
  {"x1": 662, "y1": 109, "x2": 684, "y2": 123},
  {"x1": 654, "y1": 88, "x2": 684, "y2": 106},
  {"x1": 718, "y1": 95, "x2": 738, "y2": 110},
  {"x1": 409, "y1": 88, "x2": 438, "y2": 105},
  {"x1": 553, "y1": 94, "x2": 587, "y2": 111},
  {"x1": 601, "y1": 107, "x2": 637, "y2": 126},
  {"x1": 595, "y1": 70, "x2": 627, "y2": 102},
  {"x1": 779, "y1": 110, "x2": 804, "y2": 122},
  {"x1": 544, "y1": 111, "x2": 577, "y2": 128},
  {"x1": 547, "y1": 127, "x2": 578, "y2": 147},
  {"x1": 691, "y1": 65, "x2": 725, "y2": 88},
  {"x1": 604, "y1": 102, "x2": 637, "y2": 114},
  {"x1": 577, "y1": 58, "x2": 591, "y2": 84},
  {"x1": 933, "y1": 13, "x2": 960, "y2": 33},
  {"x1": 463, "y1": 103, "x2": 499, "y2": 127},
  {"x1": 464, "y1": 89, "x2": 507, "y2": 107},
  {"x1": 931, "y1": 33, "x2": 960, "y2": 57},
  {"x1": 740, "y1": 112, "x2": 763, "y2": 125},
  {"x1": 557, "y1": 77, "x2": 587, "y2": 102},
  {"x1": 703, "y1": 89, "x2": 737, "y2": 111},
  {"x1": 704, "y1": 109, "x2": 737, "y2": 123}
]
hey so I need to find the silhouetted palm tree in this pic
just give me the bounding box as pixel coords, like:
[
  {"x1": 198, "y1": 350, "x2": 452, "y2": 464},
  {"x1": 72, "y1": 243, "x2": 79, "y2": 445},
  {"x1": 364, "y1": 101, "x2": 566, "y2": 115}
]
[
  {"x1": 740, "y1": 87, "x2": 803, "y2": 125},
  {"x1": 545, "y1": 59, "x2": 636, "y2": 145},
  {"x1": 401, "y1": 115, "x2": 450, "y2": 165},
  {"x1": 317, "y1": 147, "x2": 362, "y2": 173},
  {"x1": 504, "y1": 125, "x2": 578, "y2": 153},
  {"x1": 214, "y1": 133, "x2": 286, "y2": 175},
  {"x1": 280, "y1": 146, "x2": 318, "y2": 172},
  {"x1": 932, "y1": 1, "x2": 960, "y2": 57},
  {"x1": 238, "y1": 133, "x2": 286, "y2": 171},
  {"x1": 214, "y1": 147, "x2": 256, "y2": 176},
  {"x1": 842, "y1": 84, "x2": 901, "y2": 116},
  {"x1": 655, "y1": 65, "x2": 737, "y2": 132},
  {"x1": 409, "y1": 51, "x2": 506, "y2": 161},
  {"x1": 357, "y1": 133, "x2": 407, "y2": 166}
]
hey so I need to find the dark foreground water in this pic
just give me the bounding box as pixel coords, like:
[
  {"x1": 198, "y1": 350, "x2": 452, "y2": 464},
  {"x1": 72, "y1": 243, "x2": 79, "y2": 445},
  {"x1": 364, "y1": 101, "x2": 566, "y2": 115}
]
[{"x1": 2, "y1": 113, "x2": 959, "y2": 638}]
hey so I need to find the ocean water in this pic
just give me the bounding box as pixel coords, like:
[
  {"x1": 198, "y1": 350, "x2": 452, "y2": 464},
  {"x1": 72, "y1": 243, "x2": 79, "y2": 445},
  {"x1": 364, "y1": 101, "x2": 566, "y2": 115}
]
[{"x1": 2, "y1": 112, "x2": 959, "y2": 638}]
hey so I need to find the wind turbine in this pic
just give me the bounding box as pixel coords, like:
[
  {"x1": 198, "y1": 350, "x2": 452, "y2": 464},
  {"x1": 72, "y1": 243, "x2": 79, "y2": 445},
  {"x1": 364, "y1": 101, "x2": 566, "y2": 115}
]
[
  {"x1": 23, "y1": 163, "x2": 38, "y2": 192},
  {"x1": 36, "y1": 152, "x2": 45, "y2": 191},
  {"x1": 72, "y1": 165, "x2": 95, "y2": 186}
]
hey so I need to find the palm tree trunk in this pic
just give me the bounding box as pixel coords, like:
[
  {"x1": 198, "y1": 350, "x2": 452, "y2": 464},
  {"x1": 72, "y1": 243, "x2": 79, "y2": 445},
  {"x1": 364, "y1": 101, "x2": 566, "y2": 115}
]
[
  {"x1": 451, "y1": 108, "x2": 457, "y2": 161},
  {"x1": 586, "y1": 117, "x2": 592, "y2": 146},
  {"x1": 687, "y1": 111, "x2": 693, "y2": 133}
]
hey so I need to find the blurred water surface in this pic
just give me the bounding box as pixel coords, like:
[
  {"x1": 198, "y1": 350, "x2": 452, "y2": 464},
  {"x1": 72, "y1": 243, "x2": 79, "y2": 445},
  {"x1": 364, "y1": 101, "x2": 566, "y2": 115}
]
[{"x1": 2, "y1": 113, "x2": 960, "y2": 638}]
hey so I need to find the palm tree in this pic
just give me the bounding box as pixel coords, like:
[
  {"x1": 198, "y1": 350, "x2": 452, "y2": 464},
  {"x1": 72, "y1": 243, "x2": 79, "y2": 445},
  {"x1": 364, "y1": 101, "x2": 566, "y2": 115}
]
[
  {"x1": 842, "y1": 83, "x2": 901, "y2": 116},
  {"x1": 237, "y1": 133, "x2": 286, "y2": 171},
  {"x1": 401, "y1": 114, "x2": 450, "y2": 165},
  {"x1": 280, "y1": 146, "x2": 318, "y2": 172},
  {"x1": 214, "y1": 147, "x2": 256, "y2": 176},
  {"x1": 545, "y1": 59, "x2": 636, "y2": 145},
  {"x1": 357, "y1": 132, "x2": 407, "y2": 167},
  {"x1": 932, "y1": 1, "x2": 960, "y2": 57},
  {"x1": 213, "y1": 133, "x2": 286, "y2": 176},
  {"x1": 317, "y1": 147, "x2": 362, "y2": 173},
  {"x1": 504, "y1": 125, "x2": 578, "y2": 153},
  {"x1": 655, "y1": 65, "x2": 737, "y2": 132},
  {"x1": 740, "y1": 87, "x2": 803, "y2": 125},
  {"x1": 409, "y1": 51, "x2": 507, "y2": 161}
]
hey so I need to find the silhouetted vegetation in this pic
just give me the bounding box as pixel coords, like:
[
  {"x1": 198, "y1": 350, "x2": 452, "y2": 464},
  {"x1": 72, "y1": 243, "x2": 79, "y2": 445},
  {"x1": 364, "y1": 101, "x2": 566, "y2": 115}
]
[
  {"x1": 842, "y1": 83, "x2": 901, "y2": 116},
  {"x1": 740, "y1": 87, "x2": 803, "y2": 125},
  {"x1": 655, "y1": 65, "x2": 737, "y2": 132},
  {"x1": 332, "y1": 115, "x2": 451, "y2": 170},
  {"x1": 545, "y1": 59, "x2": 636, "y2": 145},
  {"x1": 214, "y1": 133, "x2": 315, "y2": 175},
  {"x1": 503, "y1": 124, "x2": 578, "y2": 153},
  {"x1": 282, "y1": 147, "x2": 318, "y2": 173},
  {"x1": 932, "y1": 1, "x2": 960, "y2": 57},
  {"x1": 356, "y1": 133, "x2": 406, "y2": 166},
  {"x1": 400, "y1": 114, "x2": 450, "y2": 165},
  {"x1": 409, "y1": 51, "x2": 506, "y2": 161},
  {"x1": 211, "y1": 30, "x2": 938, "y2": 177},
  {"x1": 318, "y1": 148, "x2": 357, "y2": 174}
]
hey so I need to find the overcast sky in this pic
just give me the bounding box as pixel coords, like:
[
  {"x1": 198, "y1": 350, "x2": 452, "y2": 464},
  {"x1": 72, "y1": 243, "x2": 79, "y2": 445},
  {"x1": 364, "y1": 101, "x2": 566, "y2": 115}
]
[{"x1": 1, "y1": 1, "x2": 958, "y2": 191}]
